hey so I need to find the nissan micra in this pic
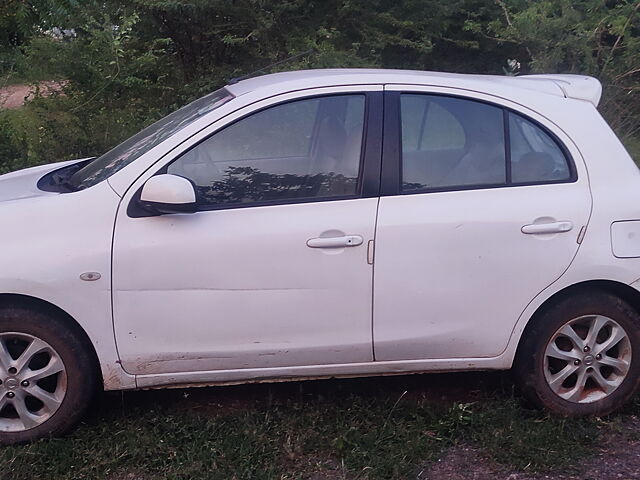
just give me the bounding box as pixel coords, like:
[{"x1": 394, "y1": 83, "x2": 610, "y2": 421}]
[{"x1": 0, "y1": 69, "x2": 638, "y2": 444}]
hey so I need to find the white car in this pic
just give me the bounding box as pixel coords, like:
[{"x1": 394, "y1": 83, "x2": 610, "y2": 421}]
[{"x1": 1, "y1": 68, "x2": 639, "y2": 444}]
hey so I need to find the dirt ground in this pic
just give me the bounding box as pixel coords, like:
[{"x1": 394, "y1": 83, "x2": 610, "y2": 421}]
[
  {"x1": 0, "y1": 81, "x2": 64, "y2": 109},
  {"x1": 419, "y1": 437, "x2": 640, "y2": 480}
]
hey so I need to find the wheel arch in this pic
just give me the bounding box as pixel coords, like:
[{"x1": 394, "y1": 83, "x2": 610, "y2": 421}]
[
  {"x1": 514, "y1": 279, "x2": 640, "y2": 363},
  {"x1": 0, "y1": 293, "x2": 103, "y2": 389}
]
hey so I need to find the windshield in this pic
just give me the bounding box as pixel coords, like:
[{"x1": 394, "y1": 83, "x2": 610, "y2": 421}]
[{"x1": 69, "y1": 88, "x2": 234, "y2": 190}]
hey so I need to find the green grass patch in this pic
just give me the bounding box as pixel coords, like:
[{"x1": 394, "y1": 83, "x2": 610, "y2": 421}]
[{"x1": 0, "y1": 374, "x2": 622, "y2": 479}]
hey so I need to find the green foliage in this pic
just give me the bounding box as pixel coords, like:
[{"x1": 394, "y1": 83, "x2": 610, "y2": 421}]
[
  {"x1": 0, "y1": 111, "x2": 27, "y2": 174},
  {"x1": 478, "y1": 0, "x2": 640, "y2": 148},
  {"x1": 0, "y1": 0, "x2": 638, "y2": 171}
]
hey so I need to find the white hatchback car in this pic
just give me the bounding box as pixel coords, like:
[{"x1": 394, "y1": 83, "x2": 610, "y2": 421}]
[{"x1": 1, "y1": 69, "x2": 639, "y2": 444}]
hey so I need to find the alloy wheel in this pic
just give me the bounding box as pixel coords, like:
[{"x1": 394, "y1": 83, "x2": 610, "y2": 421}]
[
  {"x1": 544, "y1": 315, "x2": 632, "y2": 404},
  {"x1": 0, "y1": 332, "x2": 67, "y2": 432}
]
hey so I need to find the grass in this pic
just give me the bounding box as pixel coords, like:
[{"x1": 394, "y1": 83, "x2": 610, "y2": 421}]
[
  {"x1": 0, "y1": 372, "x2": 635, "y2": 479},
  {"x1": 624, "y1": 135, "x2": 640, "y2": 164}
]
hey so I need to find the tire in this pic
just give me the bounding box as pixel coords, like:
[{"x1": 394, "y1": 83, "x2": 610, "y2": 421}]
[
  {"x1": 0, "y1": 305, "x2": 97, "y2": 444},
  {"x1": 514, "y1": 291, "x2": 640, "y2": 416}
]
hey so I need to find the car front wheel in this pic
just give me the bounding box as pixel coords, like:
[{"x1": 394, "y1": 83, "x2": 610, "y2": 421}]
[
  {"x1": 0, "y1": 305, "x2": 97, "y2": 444},
  {"x1": 515, "y1": 291, "x2": 640, "y2": 416}
]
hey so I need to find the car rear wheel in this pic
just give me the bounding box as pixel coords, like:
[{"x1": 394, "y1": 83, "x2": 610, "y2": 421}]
[
  {"x1": 514, "y1": 291, "x2": 640, "y2": 416},
  {"x1": 0, "y1": 305, "x2": 97, "y2": 444}
]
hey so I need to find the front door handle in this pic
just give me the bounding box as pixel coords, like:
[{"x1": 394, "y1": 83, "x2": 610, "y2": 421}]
[
  {"x1": 521, "y1": 221, "x2": 574, "y2": 235},
  {"x1": 307, "y1": 235, "x2": 364, "y2": 248}
]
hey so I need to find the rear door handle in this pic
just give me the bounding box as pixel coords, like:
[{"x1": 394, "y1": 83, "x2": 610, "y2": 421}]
[
  {"x1": 521, "y1": 221, "x2": 574, "y2": 235},
  {"x1": 307, "y1": 235, "x2": 363, "y2": 248}
]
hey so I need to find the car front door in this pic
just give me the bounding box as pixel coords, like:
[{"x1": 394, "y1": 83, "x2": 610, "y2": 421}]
[
  {"x1": 112, "y1": 88, "x2": 383, "y2": 375},
  {"x1": 373, "y1": 88, "x2": 592, "y2": 361}
]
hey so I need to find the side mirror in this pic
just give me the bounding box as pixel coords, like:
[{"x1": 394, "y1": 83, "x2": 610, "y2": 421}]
[{"x1": 139, "y1": 174, "x2": 198, "y2": 214}]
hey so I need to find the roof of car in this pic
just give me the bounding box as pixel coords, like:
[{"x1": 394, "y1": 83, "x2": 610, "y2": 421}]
[{"x1": 224, "y1": 68, "x2": 602, "y2": 106}]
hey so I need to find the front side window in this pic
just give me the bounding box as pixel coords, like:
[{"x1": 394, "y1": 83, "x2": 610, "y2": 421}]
[
  {"x1": 167, "y1": 94, "x2": 365, "y2": 207},
  {"x1": 401, "y1": 94, "x2": 506, "y2": 191}
]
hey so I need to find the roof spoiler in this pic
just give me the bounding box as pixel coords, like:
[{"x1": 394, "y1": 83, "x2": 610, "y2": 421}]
[{"x1": 519, "y1": 74, "x2": 602, "y2": 107}]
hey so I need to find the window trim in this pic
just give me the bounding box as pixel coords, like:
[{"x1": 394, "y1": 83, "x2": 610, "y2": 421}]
[
  {"x1": 128, "y1": 91, "x2": 383, "y2": 217},
  {"x1": 382, "y1": 91, "x2": 578, "y2": 197}
]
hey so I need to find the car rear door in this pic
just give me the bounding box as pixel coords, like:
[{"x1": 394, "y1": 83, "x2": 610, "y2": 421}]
[{"x1": 373, "y1": 87, "x2": 592, "y2": 361}]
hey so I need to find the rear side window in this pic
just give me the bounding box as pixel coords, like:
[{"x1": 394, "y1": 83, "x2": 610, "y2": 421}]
[
  {"x1": 401, "y1": 96, "x2": 465, "y2": 152},
  {"x1": 399, "y1": 93, "x2": 573, "y2": 192},
  {"x1": 400, "y1": 95, "x2": 505, "y2": 191}
]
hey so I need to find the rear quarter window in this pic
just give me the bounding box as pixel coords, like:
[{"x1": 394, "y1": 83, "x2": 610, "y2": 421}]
[{"x1": 509, "y1": 112, "x2": 572, "y2": 184}]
